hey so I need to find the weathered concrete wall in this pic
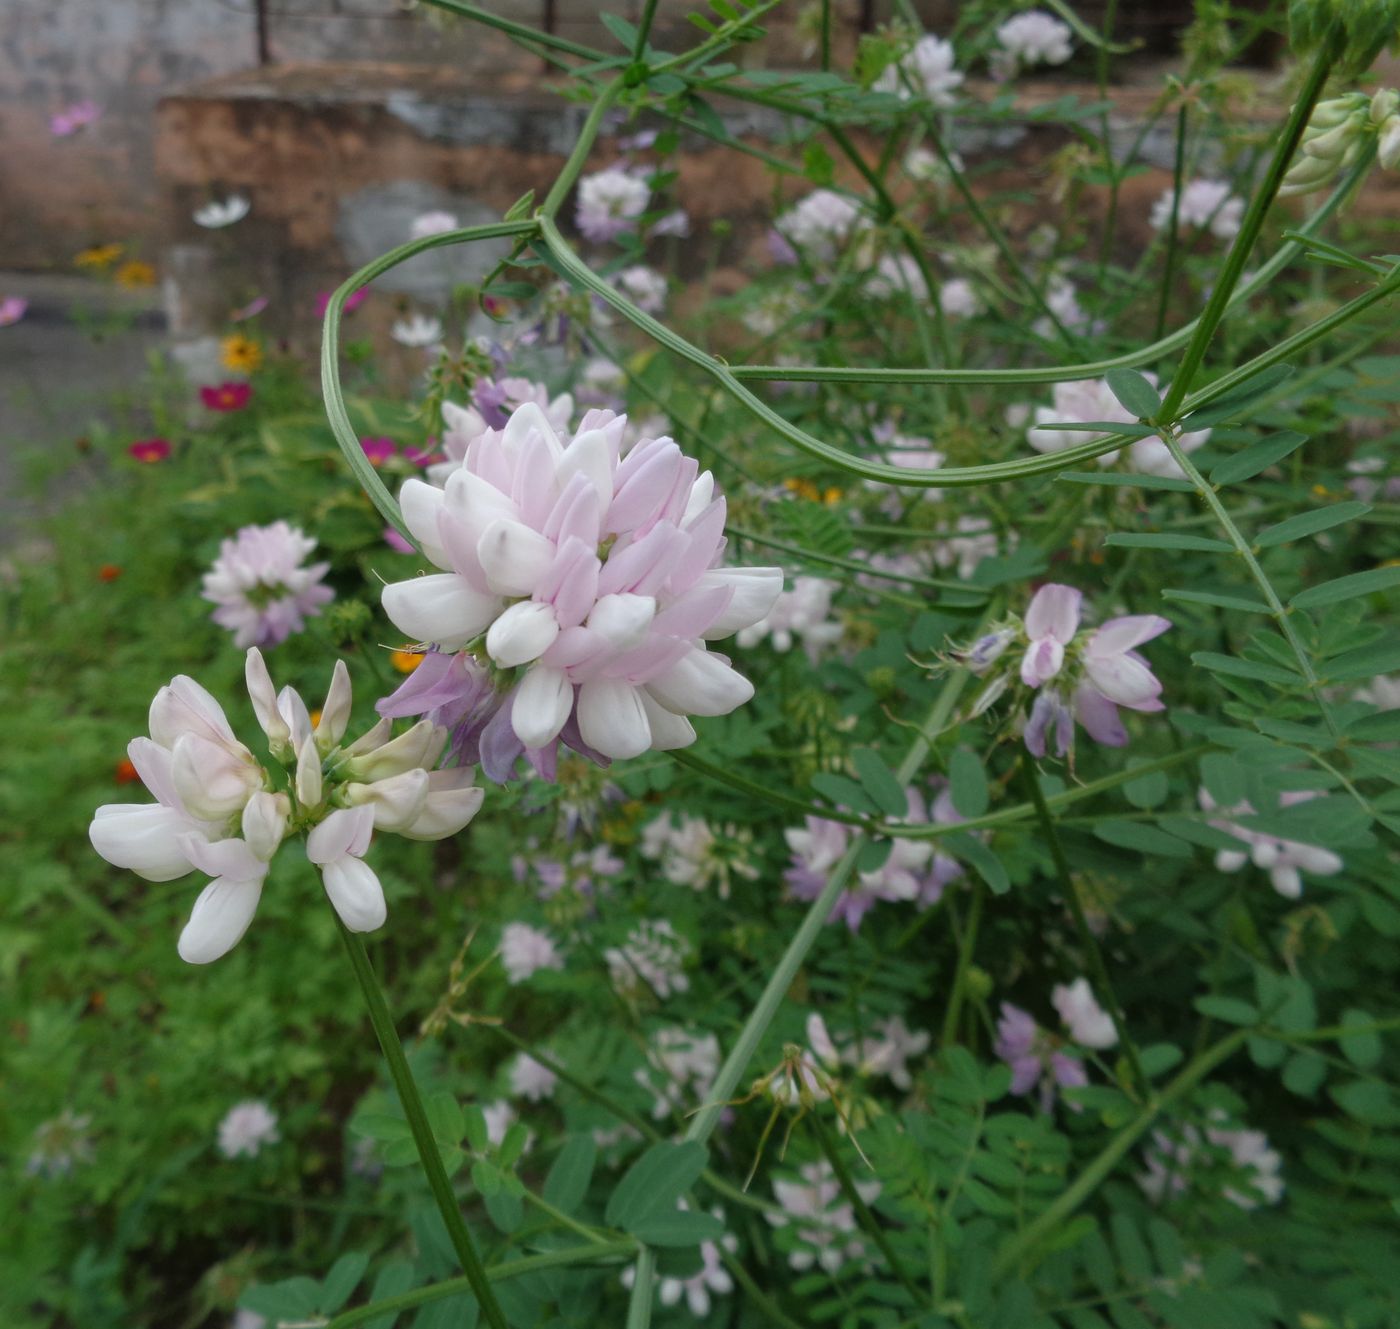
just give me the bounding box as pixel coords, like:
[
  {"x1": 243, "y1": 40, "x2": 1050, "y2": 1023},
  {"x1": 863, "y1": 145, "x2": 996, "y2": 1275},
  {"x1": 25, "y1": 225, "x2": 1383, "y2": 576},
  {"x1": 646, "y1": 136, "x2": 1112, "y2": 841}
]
[{"x1": 0, "y1": 0, "x2": 877, "y2": 269}]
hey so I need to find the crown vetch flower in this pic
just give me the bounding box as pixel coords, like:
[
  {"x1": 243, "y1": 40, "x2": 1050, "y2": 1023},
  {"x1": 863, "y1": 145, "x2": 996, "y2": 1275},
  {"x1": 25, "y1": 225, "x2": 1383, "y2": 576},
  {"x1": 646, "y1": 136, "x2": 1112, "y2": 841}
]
[
  {"x1": 994, "y1": 1002, "x2": 1088, "y2": 1112},
  {"x1": 391, "y1": 313, "x2": 446, "y2": 348},
  {"x1": 376, "y1": 401, "x2": 782, "y2": 779},
  {"x1": 217, "y1": 1100, "x2": 279, "y2": 1158},
  {"x1": 88, "y1": 651, "x2": 484, "y2": 963},
  {"x1": 575, "y1": 167, "x2": 650, "y2": 243},
  {"x1": 201, "y1": 520, "x2": 335, "y2": 649},
  {"x1": 874, "y1": 34, "x2": 963, "y2": 106},
  {"x1": 994, "y1": 11, "x2": 1073, "y2": 70},
  {"x1": 410, "y1": 209, "x2": 459, "y2": 239},
  {"x1": 1199, "y1": 788, "x2": 1343, "y2": 898},
  {"x1": 50, "y1": 100, "x2": 101, "y2": 136},
  {"x1": 1149, "y1": 178, "x2": 1244, "y2": 239},
  {"x1": 1051, "y1": 977, "x2": 1117, "y2": 1049},
  {"x1": 0, "y1": 296, "x2": 27, "y2": 326}
]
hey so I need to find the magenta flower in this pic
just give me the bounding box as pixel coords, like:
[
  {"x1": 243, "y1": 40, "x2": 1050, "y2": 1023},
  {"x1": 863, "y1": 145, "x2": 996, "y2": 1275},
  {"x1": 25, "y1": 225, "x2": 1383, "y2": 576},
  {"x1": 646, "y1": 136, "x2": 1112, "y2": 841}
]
[
  {"x1": 201, "y1": 382, "x2": 252, "y2": 412},
  {"x1": 1020, "y1": 583, "x2": 1081, "y2": 687},
  {"x1": 50, "y1": 100, "x2": 101, "y2": 137},
  {"x1": 361, "y1": 437, "x2": 397, "y2": 466},
  {"x1": 128, "y1": 438, "x2": 172, "y2": 464},
  {"x1": 316, "y1": 287, "x2": 369, "y2": 319},
  {"x1": 377, "y1": 402, "x2": 783, "y2": 780},
  {"x1": 0, "y1": 296, "x2": 28, "y2": 327}
]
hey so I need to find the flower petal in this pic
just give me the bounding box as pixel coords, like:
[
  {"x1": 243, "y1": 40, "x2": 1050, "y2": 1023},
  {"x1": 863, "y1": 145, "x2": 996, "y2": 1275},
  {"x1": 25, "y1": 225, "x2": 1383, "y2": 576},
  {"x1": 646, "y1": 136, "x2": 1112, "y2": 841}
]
[
  {"x1": 510, "y1": 665, "x2": 574, "y2": 750},
  {"x1": 178, "y1": 876, "x2": 264, "y2": 964},
  {"x1": 321, "y1": 856, "x2": 387, "y2": 932},
  {"x1": 645, "y1": 648, "x2": 753, "y2": 717},
  {"x1": 381, "y1": 574, "x2": 501, "y2": 651},
  {"x1": 485, "y1": 599, "x2": 560, "y2": 668},
  {"x1": 576, "y1": 678, "x2": 652, "y2": 759},
  {"x1": 1024, "y1": 583, "x2": 1082, "y2": 644}
]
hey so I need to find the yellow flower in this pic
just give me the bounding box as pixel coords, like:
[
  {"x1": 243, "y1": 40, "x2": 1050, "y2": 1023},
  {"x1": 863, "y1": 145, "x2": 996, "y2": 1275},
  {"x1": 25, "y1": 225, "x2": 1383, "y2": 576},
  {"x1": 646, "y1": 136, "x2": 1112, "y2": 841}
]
[
  {"x1": 221, "y1": 334, "x2": 264, "y2": 373},
  {"x1": 115, "y1": 260, "x2": 156, "y2": 288},
  {"x1": 74, "y1": 243, "x2": 124, "y2": 270},
  {"x1": 390, "y1": 648, "x2": 424, "y2": 674}
]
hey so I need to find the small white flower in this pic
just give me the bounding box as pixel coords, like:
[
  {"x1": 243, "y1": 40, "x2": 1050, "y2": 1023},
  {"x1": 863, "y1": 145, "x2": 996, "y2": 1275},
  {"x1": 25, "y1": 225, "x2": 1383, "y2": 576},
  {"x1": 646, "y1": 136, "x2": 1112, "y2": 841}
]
[
  {"x1": 410, "y1": 210, "x2": 459, "y2": 239},
  {"x1": 995, "y1": 12, "x2": 1073, "y2": 72},
  {"x1": 614, "y1": 264, "x2": 668, "y2": 314},
  {"x1": 508, "y1": 1053, "x2": 558, "y2": 1102},
  {"x1": 1051, "y1": 977, "x2": 1118, "y2": 1049},
  {"x1": 391, "y1": 313, "x2": 445, "y2": 348},
  {"x1": 605, "y1": 919, "x2": 690, "y2": 999},
  {"x1": 218, "y1": 1101, "x2": 279, "y2": 1159},
  {"x1": 576, "y1": 168, "x2": 650, "y2": 243},
  {"x1": 499, "y1": 922, "x2": 564, "y2": 983},
  {"x1": 193, "y1": 195, "x2": 251, "y2": 228},
  {"x1": 26, "y1": 1109, "x2": 95, "y2": 1178},
  {"x1": 875, "y1": 34, "x2": 963, "y2": 107},
  {"x1": 1150, "y1": 179, "x2": 1244, "y2": 240}
]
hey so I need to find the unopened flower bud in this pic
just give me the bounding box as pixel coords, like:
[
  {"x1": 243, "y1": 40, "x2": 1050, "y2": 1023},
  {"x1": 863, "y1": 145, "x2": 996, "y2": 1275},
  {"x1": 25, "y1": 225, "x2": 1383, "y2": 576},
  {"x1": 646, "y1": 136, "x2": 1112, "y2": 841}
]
[
  {"x1": 1371, "y1": 88, "x2": 1399, "y2": 125},
  {"x1": 344, "y1": 768, "x2": 430, "y2": 832},
  {"x1": 242, "y1": 790, "x2": 290, "y2": 861},
  {"x1": 245, "y1": 649, "x2": 292, "y2": 757},
  {"x1": 315, "y1": 659, "x2": 353, "y2": 754},
  {"x1": 1379, "y1": 116, "x2": 1400, "y2": 169},
  {"x1": 344, "y1": 720, "x2": 446, "y2": 782},
  {"x1": 295, "y1": 735, "x2": 323, "y2": 808}
]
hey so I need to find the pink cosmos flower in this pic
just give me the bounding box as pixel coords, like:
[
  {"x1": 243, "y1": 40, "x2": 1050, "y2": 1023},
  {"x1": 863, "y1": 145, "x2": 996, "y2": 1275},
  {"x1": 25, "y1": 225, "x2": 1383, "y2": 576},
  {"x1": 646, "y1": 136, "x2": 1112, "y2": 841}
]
[
  {"x1": 200, "y1": 520, "x2": 334, "y2": 649},
  {"x1": 360, "y1": 437, "x2": 397, "y2": 466},
  {"x1": 376, "y1": 401, "x2": 783, "y2": 780},
  {"x1": 316, "y1": 287, "x2": 369, "y2": 319},
  {"x1": 128, "y1": 438, "x2": 171, "y2": 464},
  {"x1": 50, "y1": 100, "x2": 101, "y2": 137},
  {"x1": 0, "y1": 296, "x2": 28, "y2": 326},
  {"x1": 201, "y1": 382, "x2": 252, "y2": 412}
]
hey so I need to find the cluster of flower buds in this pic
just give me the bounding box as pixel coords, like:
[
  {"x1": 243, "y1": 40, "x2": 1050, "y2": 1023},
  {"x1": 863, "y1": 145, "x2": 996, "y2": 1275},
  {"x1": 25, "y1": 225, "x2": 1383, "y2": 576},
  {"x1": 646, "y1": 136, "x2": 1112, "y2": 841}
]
[
  {"x1": 88, "y1": 650, "x2": 484, "y2": 963},
  {"x1": 1280, "y1": 88, "x2": 1400, "y2": 196},
  {"x1": 377, "y1": 400, "x2": 783, "y2": 780},
  {"x1": 956, "y1": 584, "x2": 1171, "y2": 760}
]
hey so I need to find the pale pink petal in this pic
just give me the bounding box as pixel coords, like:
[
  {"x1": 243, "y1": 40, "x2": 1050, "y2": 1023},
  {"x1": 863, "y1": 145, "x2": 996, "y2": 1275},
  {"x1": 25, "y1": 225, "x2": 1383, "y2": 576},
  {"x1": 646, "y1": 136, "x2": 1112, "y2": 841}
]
[{"x1": 1024, "y1": 583, "x2": 1082, "y2": 643}]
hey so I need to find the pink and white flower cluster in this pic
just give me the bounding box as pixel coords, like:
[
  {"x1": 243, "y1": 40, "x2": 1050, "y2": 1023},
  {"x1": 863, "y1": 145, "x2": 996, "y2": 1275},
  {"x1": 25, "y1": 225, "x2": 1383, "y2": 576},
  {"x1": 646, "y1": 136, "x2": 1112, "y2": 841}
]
[
  {"x1": 774, "y1": 190, "x2": 865, "y2": 264},
  {"x1": 784, "y1": 782, "x2": 964, "y2": 930},
  {"x1": 965, "y1": 583, "x2": 1172, "y2": 759},
  {"x1": 217, "y1": 1100, "x2": 280, "y2": 1159},
  {"x1": 1025, "y1": 373, "x2": 1210, "y2": 478},
  {"x1": 767, "y1": 1160, "x2": 881, "y2": 1272},
  {"x1": 89, "y1": 651, "x2": 484, "y2": 963},
  {"x1": 575, "y1": 167, "x2": 650, "y2": 243},
  {"x1": 874, "y1": 34, "x2": 964, "y2": 107},
  {"x1": 376, "y1": 400, "x2": 782, "y2": 780},
  {"x1": 200, "y1": 521, "x2": 335, "y2": 650},
  {"x1": 1198, "y1": 788, "x2": 1342, "y2": 899},
  {"x1": 634, "y1": 1026, "x2": 722, "y2": 1119},
  {"x1": 995, "y1": 978, "x2": 1115, "y2": 1112},
  {"x1": 1140, "y1": 1111, "x2": 1284, "y2": 1209}
]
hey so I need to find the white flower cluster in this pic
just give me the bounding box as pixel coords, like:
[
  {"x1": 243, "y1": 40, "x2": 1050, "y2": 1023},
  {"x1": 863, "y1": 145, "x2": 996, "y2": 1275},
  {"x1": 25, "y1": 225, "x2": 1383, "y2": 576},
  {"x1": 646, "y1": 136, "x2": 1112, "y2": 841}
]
[
  {"x1": 767, "y1": 1160, "x2": 881, "y2": 1271},
  {"x1": 89, "y1": 651, "x2": 484, "y2": 963},
  {"x1": 605, "y1": 918, "x2": 690, "y2": 998},
  {"x1": 639, "y1": 812, "x2": 759, "y2": 898},
  {"x1": 875, "y1": 34, "x2": 963, "y2": 107},
  {"x1": 736, "y1": 575, "x2": 843, "y2": 658},
  {"x1": 1199, "y1": 788, "x2": 1342, "y2": 899},
  {"x1": 774, "y1": 189, "x2": 865, "y2": 263},
  {"x1": 991, "y1": 11, "x2": 1073, "y2": 79},
  {"x1": 1281, "y1": 89, "x2": 1400, "y2": 196},
  {"x1": 1149, "y1": 179, "x2": 1244, "y2": 240}
]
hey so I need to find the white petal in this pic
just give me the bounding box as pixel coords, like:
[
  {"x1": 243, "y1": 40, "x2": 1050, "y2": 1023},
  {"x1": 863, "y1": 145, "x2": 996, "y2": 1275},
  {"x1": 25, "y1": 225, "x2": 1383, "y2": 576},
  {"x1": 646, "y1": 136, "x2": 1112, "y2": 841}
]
[
  {"x1": 577, "y1": 679, "x2": 652, "y2": 759},
  {"x1": 315, "y1": 660, "x2": 353, "y2": 752},
  {"x1": 683, "y1": 471, "x2": 715, "y2": 526},
  {"x1": 486, "y1": 600, "x2": 560, "y2": 668},
  {"x1": 171, "y1": 734, "x2": 261, "y2": 822},
  {"x1": 306, "y1": 805, "x2": 376, "y2": 866},
  {"x1": 511, "y1": 665, "x2": 574, "y2": 749},
  {"x1": 476, "y1": 517, "x2": 557, "y2": 597},
  {"x1": 90, "y1": 804, "x2": 198, "y2": 881},
  {"x1": 321, "y1": 857, "x2": 387, "y2": 932},
  {"x1": 178, "y1": 876, "x2": 264, "y2": 964},
  {"x1": 501, "y1": 401, "x2": 563, "y2": 464},
  {"x1": 344, "y1": 768, "x2": 430, "y2": 832},
  {"x1": 293, "y1": 735, "x2": 321, "y2": 808},
  {"x1": 149, "y1": 676, "x2": 237, "y2": 750},
  {"x1": 698, "y1": 567, "x2": 784, "y2": 638},
  {"x1": 241, "y1": 791, "x2": 289, "y2": 862},
  {"x1": 399, "y1": 771, "x2": 486, "y2": 841},
  {"x1": 638, "y1": 691, "x2": 696, "y2": 751},
  {"x1": 586, "y1": 593, "x2": 656, "y2": 650},
  {"x1": 245, "y1": 649, "x2": 291, "y2": 753},
  {"x1": 381, "y1": 574, "x2": 501, "y2": 651},
  {"x1": 555, "y1": 426, "x2": 614, "y2": 499},
  {"x1": 645, "y1": 649, "x2": 754, "y2": 717}
]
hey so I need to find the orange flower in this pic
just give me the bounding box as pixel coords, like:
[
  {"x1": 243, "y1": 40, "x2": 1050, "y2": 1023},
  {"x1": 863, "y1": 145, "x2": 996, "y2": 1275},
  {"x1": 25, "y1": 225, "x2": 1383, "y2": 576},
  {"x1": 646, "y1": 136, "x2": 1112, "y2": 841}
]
[
  {"x1": 115, "y1": 757, "x2": 139, "y2": 784},
  {"x1": 98, "y1": 564, "x2": 123, "y2": 582},
  {"x1": 221, "y1": 333, "x2": 263, "y2": 373},
  {"x1": 390, "y1": 648, "x2": 424, "y2": 673},
  {"x1": 115, "y1": 259, "x2": 156, "y2": 288}
]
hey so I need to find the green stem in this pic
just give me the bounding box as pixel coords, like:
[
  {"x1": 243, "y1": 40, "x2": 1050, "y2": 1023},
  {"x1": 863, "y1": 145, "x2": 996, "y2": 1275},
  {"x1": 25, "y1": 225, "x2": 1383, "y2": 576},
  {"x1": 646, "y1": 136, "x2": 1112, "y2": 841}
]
[
  {"x1": 1021, "y1": 763, "x2": 1147, "y2": 1098},
  {"x1": 416, "y1": 0, "x2": 607, "y2": 61},
  {"x1": 626, "y1": 663, "x2": 977, "y2": 1323},
  {"x1": 540, "y1": 78, "x2": 627, "y2": 219},
  {"x1": 338, "y1": 925, "x2": 510, "y2": 1329},
  {"x1": 941, "y1": 880, "x2": 984, "y2": 1046},
  {"x1": 726, "y1": 151, "x2": 1370, "y2": 386},
  {"x1": 810, "y1": 1113, "x2": 926, "y2": 1305},
  {"x1": 991, "y1": 1027, "x2": 1250, "y2": 1275},
  {"x1": 1157, "y1": 40, "x2": 1338, "y2": 421},
  {"x1": 324, "y1": 1240, "x2": 637, "y2": 1329}
]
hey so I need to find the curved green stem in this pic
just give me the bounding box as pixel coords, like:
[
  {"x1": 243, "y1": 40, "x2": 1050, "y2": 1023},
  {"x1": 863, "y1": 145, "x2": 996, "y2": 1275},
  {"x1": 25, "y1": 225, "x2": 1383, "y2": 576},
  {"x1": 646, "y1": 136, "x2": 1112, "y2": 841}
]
[
  {"x1": 540, "y1": 78, "x2": 627, "y2": 219},
  {"x1": 338, "y1": 925, "x2": 510, "y2": 1329}
]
